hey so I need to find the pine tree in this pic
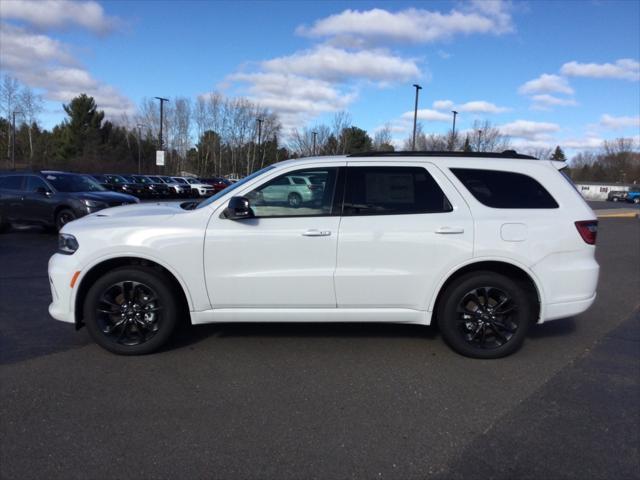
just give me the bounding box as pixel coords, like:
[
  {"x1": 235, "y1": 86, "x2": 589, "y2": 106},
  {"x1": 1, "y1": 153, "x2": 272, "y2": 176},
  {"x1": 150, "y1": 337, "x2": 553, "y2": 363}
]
[
  {"x1": 463, "y1": 135, "x2": 472, "y2": 152},
  {"x1": 551, "y1": 145, "x2": 566, "y2": 161}
]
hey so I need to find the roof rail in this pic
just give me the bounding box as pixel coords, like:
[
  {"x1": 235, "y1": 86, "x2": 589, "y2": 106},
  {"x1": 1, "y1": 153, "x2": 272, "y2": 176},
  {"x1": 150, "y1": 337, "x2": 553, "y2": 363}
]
[{"x1": 347, "y1": 150, "x2": 538, "y2": 160}]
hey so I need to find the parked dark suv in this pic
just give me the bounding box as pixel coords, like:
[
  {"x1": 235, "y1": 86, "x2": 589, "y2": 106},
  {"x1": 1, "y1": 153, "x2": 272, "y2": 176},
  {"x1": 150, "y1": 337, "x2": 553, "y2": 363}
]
[{"x1": 0, "y1": 171, "x2": 139, "y2": 232}]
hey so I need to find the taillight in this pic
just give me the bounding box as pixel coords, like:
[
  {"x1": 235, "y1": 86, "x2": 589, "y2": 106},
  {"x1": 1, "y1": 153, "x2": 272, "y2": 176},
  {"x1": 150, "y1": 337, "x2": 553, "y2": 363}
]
[{"x1": 575, "y1": 220, "x2": 598, "y2": 245}]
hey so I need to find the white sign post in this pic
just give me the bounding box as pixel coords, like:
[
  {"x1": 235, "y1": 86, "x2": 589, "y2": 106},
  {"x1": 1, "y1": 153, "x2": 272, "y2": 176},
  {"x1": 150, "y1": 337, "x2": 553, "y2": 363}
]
[{"x1": 156, "y1": 150, "x2": 165, "y2": 167}]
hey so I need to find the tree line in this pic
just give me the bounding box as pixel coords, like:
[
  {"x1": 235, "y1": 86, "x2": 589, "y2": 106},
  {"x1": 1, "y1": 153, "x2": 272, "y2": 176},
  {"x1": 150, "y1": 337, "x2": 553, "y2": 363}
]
[{"x1": 1, "y1": 75, "x2": 637, "y2": 183}]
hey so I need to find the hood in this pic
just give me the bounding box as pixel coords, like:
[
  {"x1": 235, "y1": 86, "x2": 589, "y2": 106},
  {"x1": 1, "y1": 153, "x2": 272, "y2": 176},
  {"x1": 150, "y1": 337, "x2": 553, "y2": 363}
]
[
  {"x1": 75, "y1": 191, "x2": 139, "y2": 204},
  {"x1": 92, "y1": 201, "x2": 184, "y2": 218}
]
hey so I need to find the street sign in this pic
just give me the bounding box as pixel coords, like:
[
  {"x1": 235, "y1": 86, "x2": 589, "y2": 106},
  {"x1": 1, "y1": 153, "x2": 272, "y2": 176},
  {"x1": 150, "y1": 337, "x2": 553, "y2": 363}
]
[{"x1": 156, "y1": 150, "x2": 165, "y2": 166}]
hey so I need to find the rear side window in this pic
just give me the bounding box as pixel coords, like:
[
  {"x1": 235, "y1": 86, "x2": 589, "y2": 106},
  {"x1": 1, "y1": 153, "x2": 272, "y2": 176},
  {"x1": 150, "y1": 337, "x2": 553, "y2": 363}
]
[
  {"x1": 343, "y1": 166, "x2": 452, "y2": 216},
  {"x1": 0, "y1": 175, "x2": 25, "y2": 190},
  {"x1": 450, "y1": 168, "x2": 558, "y2": 209}
]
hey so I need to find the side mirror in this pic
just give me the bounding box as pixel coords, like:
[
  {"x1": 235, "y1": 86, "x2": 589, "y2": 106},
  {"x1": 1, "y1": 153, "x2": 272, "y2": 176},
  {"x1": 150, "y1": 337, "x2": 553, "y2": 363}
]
[
  {"x1": 224, "y1": 196, "x2": 254, "y2": 220},
  {"x1": 36, "y1": 187, "x2": 51, "y2": 196}
]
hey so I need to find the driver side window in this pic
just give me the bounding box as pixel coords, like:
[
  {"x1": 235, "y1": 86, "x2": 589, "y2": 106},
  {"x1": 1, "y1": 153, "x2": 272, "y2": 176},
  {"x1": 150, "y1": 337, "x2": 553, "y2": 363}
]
[{"x1": 246, "y1": 168, "x2": 338, "y2": 218}]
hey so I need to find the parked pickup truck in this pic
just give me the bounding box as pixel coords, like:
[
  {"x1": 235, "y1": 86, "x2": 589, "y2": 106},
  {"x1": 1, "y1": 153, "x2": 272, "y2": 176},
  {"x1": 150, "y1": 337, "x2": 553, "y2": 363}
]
[{"x1": 625, "y1": 187, "x2": 640, "y2": 204}]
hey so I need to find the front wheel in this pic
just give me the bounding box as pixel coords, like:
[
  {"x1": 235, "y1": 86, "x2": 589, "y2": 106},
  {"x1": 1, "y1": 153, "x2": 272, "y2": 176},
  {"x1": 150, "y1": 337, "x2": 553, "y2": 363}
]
[
  {"x1": 83, "y1": 266, "x2": 178, "y2": 355},
  {"x1": 612, "y1": 197, "x2": 619, "y2": 202},
  {"x1": 437, "y1": 271, "x2": 534, "y2": 358},
  {"x1": 288, "y1": 192, "x2": 302, "y2": 208},
  {"x1": 55, "y1": 208, "x2": 76, "y2": 231},
  {"x1": 634, "y1": 197, "x2": 640, "y2": 204}
]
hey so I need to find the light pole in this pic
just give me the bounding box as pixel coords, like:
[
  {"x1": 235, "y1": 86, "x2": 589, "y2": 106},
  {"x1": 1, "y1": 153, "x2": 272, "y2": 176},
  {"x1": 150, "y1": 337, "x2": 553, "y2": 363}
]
[
  {"x1": 451, "y1": 110, "x2": 458, "y2": 151},
  {"x1": 477, "y1": 129, "x2": 483, "y2": 152},
  {"x1": 136, "y1": 123, "x2": 147, "y2": 174},
  {"x1": 312, "y1": 131, "x2": 318, "y2": 156},
  {"x1": 11, "y1": 110, "x2": 22, "y2": 169},
  {"x1": 257, "y1": 118, "x2": 263, "y2": 147},
  {"x1": 412, "y1": 84, "x2": 422, "y2": 151},
  {"x1": 154, "y1": 97, "x2": 169, "y2": 150}
]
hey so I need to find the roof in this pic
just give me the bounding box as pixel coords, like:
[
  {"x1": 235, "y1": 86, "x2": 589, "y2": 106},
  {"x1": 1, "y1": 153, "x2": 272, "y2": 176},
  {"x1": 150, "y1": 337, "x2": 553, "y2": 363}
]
[{"x1": 347, "y1": 150, "x2": 537, "y2": 159}]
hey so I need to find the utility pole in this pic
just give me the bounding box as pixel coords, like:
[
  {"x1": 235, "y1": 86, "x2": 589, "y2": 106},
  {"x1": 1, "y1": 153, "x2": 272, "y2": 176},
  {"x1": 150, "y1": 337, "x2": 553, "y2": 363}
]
[
  {"x1": 154, "y1": 97, "x2": 169, "y2": 149},
  {"x1": 451, "y1": 110, "x2": 458, "y2": 151},
  {"x1": 11, "y1": 110, "x2": 21, "y2": 169},
  {"x1": 312, "y1": 131, "x2": 318, "y2": 156},
  {"x1": 477, "y1": 129, "x2": 483, "y2": 152},
  {"x1": 136, "y1": 123, "x2": 146, "y2": 174},
  {"x1": 412, "y1": 84, "x2": 422, "y2": 151},
  {"x1": 257, "y1": 118, "x2": 263, "y2": 147}
]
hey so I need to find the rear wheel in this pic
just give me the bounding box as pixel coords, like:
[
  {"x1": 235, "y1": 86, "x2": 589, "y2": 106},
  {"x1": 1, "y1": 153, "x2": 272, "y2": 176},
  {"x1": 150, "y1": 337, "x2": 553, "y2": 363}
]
[
  {"x1": 437, "y1": 271, "x2": 534, "y2": 358},
  {"x1": 83, "y1": 266, "x2": 178, "y2": 355},
  {"x1": 55, "y1": 208, "x2": 76, "y2": 231},
  {"x1": 634, "y1": 197, "x2": 640, "y2": 204}
]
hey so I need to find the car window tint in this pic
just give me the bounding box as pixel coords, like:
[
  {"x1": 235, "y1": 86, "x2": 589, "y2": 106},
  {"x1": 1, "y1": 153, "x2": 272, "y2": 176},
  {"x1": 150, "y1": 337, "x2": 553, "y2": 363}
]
[
  {"x1": 343, "y1": 166, "x2": 452, "y2": 216},
  {"x1": 451, "y1": 168, "x2": 558, "y2": 209},
  {"x1": 26, "y1": 176, "x2": 48, "y2": 192},
  {"x1": 0, "y1": 176, "x2": 25, "y2": 190},
  {"x1": 247, "y1": 168, "x2": 338, "y2": 218}
]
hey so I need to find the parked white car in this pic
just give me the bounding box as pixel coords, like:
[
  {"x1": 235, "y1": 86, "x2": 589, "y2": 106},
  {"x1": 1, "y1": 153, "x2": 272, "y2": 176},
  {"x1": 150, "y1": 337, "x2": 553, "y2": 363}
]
[
  {"x1": 48, "y1": 152, "x2": 599, "y2": 358},
  {"x1": 171, "y1": 177, "x2": 214, "y2": 197}
]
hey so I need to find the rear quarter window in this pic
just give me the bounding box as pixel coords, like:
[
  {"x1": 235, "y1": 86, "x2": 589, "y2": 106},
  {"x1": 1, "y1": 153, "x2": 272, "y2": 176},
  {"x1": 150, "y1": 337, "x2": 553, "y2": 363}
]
[
  {"x1": 0, "y1": 175, "x2": 25, "y2": 190},
  {"x1": 450, "y1": 168, "x2": 558, "y2": 209}
]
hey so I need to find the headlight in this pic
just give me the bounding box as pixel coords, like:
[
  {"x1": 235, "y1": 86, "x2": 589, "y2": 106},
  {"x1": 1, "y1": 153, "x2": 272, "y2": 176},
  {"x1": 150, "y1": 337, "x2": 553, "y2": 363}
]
[
  {"x1": 82, "y1": 199, "x2": 107, "y2": 208},
  {"x1": 58, "y1": 234, "x2": 79, "y2": 255}
]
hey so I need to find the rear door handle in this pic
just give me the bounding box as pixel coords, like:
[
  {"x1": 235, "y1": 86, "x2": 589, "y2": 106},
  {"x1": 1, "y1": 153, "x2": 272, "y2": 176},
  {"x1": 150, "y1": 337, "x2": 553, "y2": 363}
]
[
  {"x1": 302, "y1": 229, "x2": 331, "y2": 237},
  {"x1": 435, "y1": 226, "x2": 465, "y2": 234}
]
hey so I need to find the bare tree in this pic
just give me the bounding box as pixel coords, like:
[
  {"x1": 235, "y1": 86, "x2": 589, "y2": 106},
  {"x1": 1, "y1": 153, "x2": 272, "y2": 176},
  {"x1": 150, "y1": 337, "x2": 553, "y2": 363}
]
[
  {"x1": 18, "y1": 85, "x2": 44, "y2": 160},
  {"x1": 332, "y1": 111, "x2": 352, "y2": 154},
  {"x1": 522, "y1": 147, "x2": 553, "y2": 160},
  {"x1": 1, "y1": 75, "x2": 21, "y2": 159},
  {"x1": 472, "y1": 120, "x2": 511, "y2": 152},
  {"x1": 373, "y1": 124, "x2": 394, "y2": 151}
]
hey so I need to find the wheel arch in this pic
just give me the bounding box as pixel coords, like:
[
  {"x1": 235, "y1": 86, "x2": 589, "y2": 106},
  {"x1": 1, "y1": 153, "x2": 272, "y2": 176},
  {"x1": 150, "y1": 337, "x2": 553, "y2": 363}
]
[
  {"x1": 430, "y1": 259, "x2": 542, "y2": 324},
  {"x1": 74, "y1": 256, "x2": 191, "y2": 330}
]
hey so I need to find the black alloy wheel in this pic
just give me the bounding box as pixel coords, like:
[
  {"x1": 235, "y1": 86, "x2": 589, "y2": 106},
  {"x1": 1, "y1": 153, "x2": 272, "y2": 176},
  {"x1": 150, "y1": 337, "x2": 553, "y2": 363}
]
[
  {"x1": 56, "y1": 208, "x2": 76, "y2": 231},
  {"x1": 84, "y1": 266, "x2": 178, "y2": 355},
  {"x1": 437, "y1": 271, "x2": 533, "y2": 358}
]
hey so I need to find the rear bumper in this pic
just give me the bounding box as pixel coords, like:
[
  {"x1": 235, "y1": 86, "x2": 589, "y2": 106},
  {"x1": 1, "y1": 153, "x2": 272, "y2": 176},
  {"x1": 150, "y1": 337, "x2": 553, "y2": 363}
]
[{"x1": 541, "y1": 293, "x2": 597, "y2": 323}]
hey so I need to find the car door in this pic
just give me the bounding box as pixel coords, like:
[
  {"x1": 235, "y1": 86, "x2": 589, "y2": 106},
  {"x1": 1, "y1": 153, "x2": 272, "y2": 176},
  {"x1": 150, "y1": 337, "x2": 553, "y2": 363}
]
[
  {"x1": 204, "y1": 163, "x2": 344, "y2": 308},
  {"x1": 22, "y1": 175, "x2": 57, "y2": 225},
  {"x1": 0, "y1": 175, "x2": 26, "y2": 222},
  {"x1": 334, "y1": 162, "x2": 474, "y2": 311}
]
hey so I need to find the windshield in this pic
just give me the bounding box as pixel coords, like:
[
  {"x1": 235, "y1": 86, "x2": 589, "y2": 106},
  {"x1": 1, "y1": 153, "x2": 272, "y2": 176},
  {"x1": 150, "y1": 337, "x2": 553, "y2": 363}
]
[
  {"x1": 173, "y1": 177, "x2": 187, "y2": 184},
  {"x1": 148, "y1": 176, "x2": 163, "y2": 183},
  {"x1": 135, "y1": 176, "x2": 152, "y2": 184},
  {"x1": 45, "y1": 173, "x2": 107, "y2": 193},
  {"x1": 107, "y1": 175, "x2": 126, "y2": 184},
  {"x1": 186, "y1": 178, "x2": 199, "y2": 184},
  {"x1": 121, "y1": 176, "x2": 137, "y2": 183},
  {"x1": 196, "y1": 166, "x2": 275, "y2": 209}
]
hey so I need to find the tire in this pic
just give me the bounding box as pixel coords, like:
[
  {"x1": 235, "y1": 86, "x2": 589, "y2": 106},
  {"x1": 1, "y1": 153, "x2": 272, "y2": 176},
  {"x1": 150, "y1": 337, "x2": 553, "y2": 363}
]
[
  {"x1": 437, "y1": 271, "x2": 534, "y2": 359},
  {"x1": 612, "y1": 197, "x2": 619, "y2": 202},
  {"x1": 55, "y1": 208, "x2": 77, "y2": 231},
  {"x1": 634, "y1": 198, "x2": 640, "y2": 204},
  {"x1": 83, "y1": 266, "x2": 178, "y2": 355},
  {"x1": 288, "y1": 192, "x2": 302, "y2": 208}
]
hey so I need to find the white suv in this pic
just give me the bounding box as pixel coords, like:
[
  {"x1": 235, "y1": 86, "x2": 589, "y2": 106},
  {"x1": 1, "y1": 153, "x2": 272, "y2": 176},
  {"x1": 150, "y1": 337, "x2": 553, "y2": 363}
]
[{"x1": 48, "y1": 152, "x2": 599, "y2": 358}]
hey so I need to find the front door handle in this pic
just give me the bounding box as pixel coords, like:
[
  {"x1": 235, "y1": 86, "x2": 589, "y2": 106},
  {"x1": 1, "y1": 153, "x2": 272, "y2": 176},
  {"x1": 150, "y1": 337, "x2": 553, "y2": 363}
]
[
  {"x1": 435, "y1": 226, "x2": 465, "y2": 234},
  {"x1": 302, "y1": 229, "x2": 331, "y2": 237}
]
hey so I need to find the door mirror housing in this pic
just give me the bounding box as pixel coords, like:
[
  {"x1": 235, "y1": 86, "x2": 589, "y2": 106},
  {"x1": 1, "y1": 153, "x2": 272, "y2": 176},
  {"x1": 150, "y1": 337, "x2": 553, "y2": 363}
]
[
  {"x1": 36, "y1": 187, "x2": 52, "y2": 196},
  {"x1": 224, "y1": 196, "x2": 254, "y2": 220}
]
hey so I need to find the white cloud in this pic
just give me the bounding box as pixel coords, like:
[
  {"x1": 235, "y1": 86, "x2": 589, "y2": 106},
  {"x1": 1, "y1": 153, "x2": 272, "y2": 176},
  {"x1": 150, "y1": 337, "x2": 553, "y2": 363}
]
[
  {"x1": 499, "y1": 120, "x2": 561, "y2": 140},
  {"x1": 262, "y1": 46, "x2": 420, "y2": 83},
  {"x1": 530, "y1": 94, "x2": 578, "y2": 109},
  {"x1": 432, "y1": 99, "x2": 509, "y2": 114},
  {"x1": 401, "y1": 109, "x2": 451, "y2": 122},
  {"x1": 433, "y1": 100, "x2": 454, "y2": 110},
  {"x1": 561, "y1": 136, "x2": 605, "y2": 150},
  {"x1": 0, "y1": 22, "x2": 134, "y2": 117},
  {"x1": 518, "y1": 74, "x2": 574, "y2": 95},
  {"x1": 599, "y1": 114, "x2": 640, "y2": 130},
  {"x1": 228, "y1": 72, "x2": 357, "y2": 131},
  {"x1": 457, "y1": 100, "x2": 509, "y2": 114},
  {"x1": 296, "y1": 2, "x2": 513, "y2": 47},
  {"x1": 0, "y1": 0, "x2": 118, "y2": 34},
  {"x1": 561, "y1": 59, "x2": 640, "y2": 81}
]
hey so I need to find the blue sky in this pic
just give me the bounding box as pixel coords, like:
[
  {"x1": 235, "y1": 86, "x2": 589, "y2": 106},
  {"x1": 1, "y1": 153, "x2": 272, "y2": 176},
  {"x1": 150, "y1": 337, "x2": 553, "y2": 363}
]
[{"x1": 1, "y1": 0, "x2": 639, "y2": 154}]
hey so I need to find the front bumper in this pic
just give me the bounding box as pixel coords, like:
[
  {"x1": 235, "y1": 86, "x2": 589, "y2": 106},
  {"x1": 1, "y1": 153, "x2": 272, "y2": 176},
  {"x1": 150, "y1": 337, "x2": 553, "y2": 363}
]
[{"x1": 48, "y1": 253, "x2": 80, "y2": 324}]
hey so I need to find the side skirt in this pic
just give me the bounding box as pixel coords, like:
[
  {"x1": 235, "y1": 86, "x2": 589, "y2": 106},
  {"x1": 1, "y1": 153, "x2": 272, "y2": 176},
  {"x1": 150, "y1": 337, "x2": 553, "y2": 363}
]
[{"x1": 190, "y1": 308, "x2": 432, "y2": 326}]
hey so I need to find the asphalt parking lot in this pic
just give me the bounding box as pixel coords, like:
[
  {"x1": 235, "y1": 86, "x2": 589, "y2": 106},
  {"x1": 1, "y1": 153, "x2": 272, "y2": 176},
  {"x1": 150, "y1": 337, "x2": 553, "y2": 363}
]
[{"x1": 1, "y1": 217, "x2": 638, "y2": 479}]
